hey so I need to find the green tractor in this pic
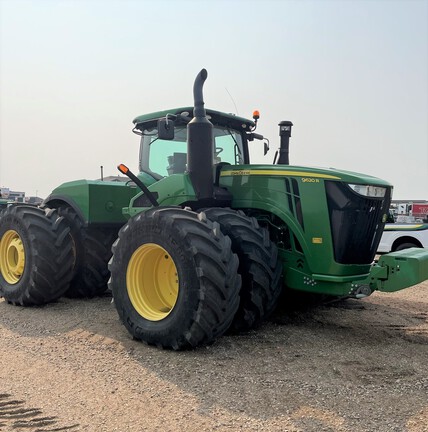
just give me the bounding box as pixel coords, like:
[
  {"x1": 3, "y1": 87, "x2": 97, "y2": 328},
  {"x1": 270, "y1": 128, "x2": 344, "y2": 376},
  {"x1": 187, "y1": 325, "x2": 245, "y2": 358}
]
[
  {"x1": 1, "y1": 69, "x2": 427, "y2": 349},
  {"x1": 0, "y1": 199, "x2": 9, "y2": 210}
]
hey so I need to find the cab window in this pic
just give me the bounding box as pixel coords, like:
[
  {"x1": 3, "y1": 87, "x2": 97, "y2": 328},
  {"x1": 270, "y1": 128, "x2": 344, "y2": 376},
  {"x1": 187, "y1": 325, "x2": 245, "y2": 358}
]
[{"x1": 140, "y1": 125, "x2": 244, "y2": 177}]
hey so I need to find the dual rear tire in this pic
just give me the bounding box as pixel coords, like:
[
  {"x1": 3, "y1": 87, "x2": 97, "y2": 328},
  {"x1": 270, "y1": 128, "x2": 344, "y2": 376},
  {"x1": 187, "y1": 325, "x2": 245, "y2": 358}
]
[
  {"x1": 0, "y1": 204, "x2": 115, "y2": 305},
  {"x1": 56, "y1": 206, "x2": 117, "y2": 298},
  {"x1": 0, "y1": 205, "x2": 73, "y2": 305}
]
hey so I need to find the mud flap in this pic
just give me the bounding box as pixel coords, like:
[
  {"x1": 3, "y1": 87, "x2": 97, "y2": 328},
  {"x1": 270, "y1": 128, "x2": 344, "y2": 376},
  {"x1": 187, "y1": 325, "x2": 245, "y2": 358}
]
[{"x1": 369, "y1": 248, "x2": 428, "y2": 292}]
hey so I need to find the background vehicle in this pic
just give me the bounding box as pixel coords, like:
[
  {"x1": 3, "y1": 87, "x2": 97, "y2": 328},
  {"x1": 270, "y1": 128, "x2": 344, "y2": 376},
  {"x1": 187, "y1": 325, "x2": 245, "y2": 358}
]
[
  {"x1": 1, "y1": 69, "x2": 427, "y2": 350},
  {"x1": 393, "y1": 202, "x2": 428, "y2": 223},
  {"x1": 378, "y1": 222, "x2": 428, "y2": 252},
  {"x1": 412, "y1": 203, "x2": 428, "y2": 220}
]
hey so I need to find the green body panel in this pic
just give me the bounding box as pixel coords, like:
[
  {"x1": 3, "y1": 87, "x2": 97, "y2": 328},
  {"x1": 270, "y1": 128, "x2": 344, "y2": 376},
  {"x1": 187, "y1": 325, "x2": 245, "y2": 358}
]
[
  {"x1": 123, "y1": 162, "x2": 404, "y2": 298},
  {"x1": 124, "y1": 174, "x2": 197, "y2": 218},
  {"x1": 219, "y1": 164, "x2": 391, "y2": 295},
  {"x1": 47, "y1": 180, "x2": 140, "y2": 225},
  {"x1": 277, "y1": 249, "x2": 365, "y2": 297}
]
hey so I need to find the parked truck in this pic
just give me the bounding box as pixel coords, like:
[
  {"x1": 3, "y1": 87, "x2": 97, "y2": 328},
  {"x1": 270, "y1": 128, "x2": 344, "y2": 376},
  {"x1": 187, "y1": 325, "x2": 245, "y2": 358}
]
[
  {"x1": 1, "y1": 69, "x2": 428, "y2": 350},
  {"x1": 394, "y1": 202, "x2": 428, "y2": 223},
  {"x1": 378, "y1": 222, "x2": 428, "y2": 252},
  {"x1": 412, "y1": 203, "x2": 428, "y2": 221}
]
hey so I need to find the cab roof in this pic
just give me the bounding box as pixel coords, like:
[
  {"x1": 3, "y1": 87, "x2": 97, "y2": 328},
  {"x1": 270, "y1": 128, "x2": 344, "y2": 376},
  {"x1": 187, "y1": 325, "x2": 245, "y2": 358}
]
[{"x1": 133, "y1": 107, "x2": 255, "y2": 132}]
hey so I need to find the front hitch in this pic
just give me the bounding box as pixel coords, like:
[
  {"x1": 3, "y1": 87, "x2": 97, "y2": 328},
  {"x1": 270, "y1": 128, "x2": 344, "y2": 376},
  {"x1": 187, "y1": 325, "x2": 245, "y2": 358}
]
[{"x1": 363, "y1": 248, "x2": 428, "y2": 293}]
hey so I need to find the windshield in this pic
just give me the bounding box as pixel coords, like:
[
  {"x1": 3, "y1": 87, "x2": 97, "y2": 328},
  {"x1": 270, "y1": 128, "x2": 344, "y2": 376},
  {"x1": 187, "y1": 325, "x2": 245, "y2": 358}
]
[{"x1": 139, "y1": 126, "x2": 245, "y2": 177}]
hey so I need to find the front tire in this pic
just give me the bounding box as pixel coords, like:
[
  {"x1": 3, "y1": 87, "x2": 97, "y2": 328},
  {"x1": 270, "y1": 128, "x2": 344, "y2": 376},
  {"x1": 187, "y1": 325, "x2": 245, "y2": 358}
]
[
  {"x1": 0, "y1": 205, "x2": 73, "y2": 305},
  {"x1": 109, "y1": 207, "x2": 241, "y2": 350},
  {"x1": 394, "y1": 242, "x2": 419, "y2": 251}
]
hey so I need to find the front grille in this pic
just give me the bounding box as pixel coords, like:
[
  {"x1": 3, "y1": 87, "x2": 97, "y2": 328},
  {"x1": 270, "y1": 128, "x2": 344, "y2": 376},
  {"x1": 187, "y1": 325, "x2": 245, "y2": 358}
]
[{"x1": 325, "y1": 181, "x2": 391, "y2": 264}]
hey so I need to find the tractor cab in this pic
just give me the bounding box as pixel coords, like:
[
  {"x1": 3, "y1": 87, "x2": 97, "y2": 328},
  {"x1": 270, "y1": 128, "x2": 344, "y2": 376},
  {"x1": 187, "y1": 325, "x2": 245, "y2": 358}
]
[{"x1": 132, "y1": 107, "x2": 254, "y2": 180}]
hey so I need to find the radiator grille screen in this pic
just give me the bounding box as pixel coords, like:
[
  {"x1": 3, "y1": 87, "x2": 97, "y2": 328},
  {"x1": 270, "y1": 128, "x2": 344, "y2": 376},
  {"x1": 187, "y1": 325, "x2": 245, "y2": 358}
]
[{"x1": 325, "y1": 181, "x2": 391, "y2": 264}]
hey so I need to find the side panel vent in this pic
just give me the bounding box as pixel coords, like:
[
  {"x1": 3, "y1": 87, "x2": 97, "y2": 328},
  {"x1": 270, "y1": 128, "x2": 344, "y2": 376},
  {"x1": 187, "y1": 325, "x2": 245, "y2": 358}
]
[{"x1": 285, "y1": 178, "x2": 304, "y2": 230}]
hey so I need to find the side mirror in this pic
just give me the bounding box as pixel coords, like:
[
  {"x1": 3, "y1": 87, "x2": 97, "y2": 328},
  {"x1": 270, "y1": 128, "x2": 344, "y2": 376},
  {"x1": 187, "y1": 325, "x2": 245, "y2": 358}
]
[
  {"x1": 247, "y1": 132, "x2": 264, "y2": 142},
  {"x1": 158, "y1": 117, "x2": 175, "y2": 140},
  {"x1": 264, "y1": 141, "x2": 269, "y2": 155}
]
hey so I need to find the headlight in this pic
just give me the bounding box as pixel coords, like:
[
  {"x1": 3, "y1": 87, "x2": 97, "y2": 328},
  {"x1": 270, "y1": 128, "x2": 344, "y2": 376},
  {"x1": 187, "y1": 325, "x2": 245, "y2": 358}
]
[{"x1": 347, "y1": 184, "x2": 387, "y2": 198}]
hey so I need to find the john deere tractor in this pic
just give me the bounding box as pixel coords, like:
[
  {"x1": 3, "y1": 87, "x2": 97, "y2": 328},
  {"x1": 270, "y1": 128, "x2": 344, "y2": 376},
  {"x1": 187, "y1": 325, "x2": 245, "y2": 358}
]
[{"x1": 1, "y1": 69, "x2": 427, "y2": 350}]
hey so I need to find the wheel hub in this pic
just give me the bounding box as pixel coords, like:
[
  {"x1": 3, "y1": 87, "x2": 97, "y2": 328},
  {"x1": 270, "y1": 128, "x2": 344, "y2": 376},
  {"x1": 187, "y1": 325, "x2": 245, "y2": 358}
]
[
  {"x1": 0, "y1": 230, "x2": 26, "y2": 284},
  {"x1": 126, "y1": 243, "x2": 179, "y2": 321}
]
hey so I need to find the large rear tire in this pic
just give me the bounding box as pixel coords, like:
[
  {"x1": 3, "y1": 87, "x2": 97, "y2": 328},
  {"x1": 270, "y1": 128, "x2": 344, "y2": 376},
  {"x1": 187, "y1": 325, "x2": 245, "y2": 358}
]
[
  {"x1": 57, "y1": 206, "x2": 118, "y2": 298},
  {"x1": 109, "y1": 207, "x2": 241, "y2": 350},
  {"x1": 0, "y1": 205, "x2": 73, "y2": 305},
  {"x1": 202, "y1": 208, "x2": 282, "y2": 332}
]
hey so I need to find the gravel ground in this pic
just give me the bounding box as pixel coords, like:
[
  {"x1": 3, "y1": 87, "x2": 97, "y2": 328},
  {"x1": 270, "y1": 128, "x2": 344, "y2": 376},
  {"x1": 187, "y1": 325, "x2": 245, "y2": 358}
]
[{"x1": 0, "y1": 281, "x2": 427, "y2": 432}]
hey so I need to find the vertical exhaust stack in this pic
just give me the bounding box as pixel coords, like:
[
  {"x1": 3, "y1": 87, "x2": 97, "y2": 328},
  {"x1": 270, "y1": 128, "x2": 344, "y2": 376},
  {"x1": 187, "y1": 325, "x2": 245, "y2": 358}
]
[
  {"x1": 187, "y1": 69, "x2": 214, "y2": 201},
  {"x1": 277, "y1": 121, "x2": 293, "y2": 165}
]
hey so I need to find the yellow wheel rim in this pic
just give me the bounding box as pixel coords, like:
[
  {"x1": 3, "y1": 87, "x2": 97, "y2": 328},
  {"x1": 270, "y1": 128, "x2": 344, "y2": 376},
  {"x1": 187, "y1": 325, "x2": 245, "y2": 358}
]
[
  {"x1": 126, "y1": 243, "x2": 179, "y2": 321},
  {"x1": 0, "y1": 230, "x2": 26, "y2": 284}
]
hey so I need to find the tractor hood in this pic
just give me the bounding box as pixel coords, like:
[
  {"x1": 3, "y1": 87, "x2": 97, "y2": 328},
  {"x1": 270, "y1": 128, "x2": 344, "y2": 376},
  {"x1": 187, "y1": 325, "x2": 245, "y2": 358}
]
[{"x1": 219, "y1": 164, "x2": 393, "y2": 188}]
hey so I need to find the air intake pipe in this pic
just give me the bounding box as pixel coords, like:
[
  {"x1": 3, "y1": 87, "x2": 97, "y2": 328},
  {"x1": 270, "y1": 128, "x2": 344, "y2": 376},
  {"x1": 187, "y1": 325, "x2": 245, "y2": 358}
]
[
  {"x1": 187, "y1": 69, "x2": 214, "y2": 200},
  {"x1": 277, "y1": 120, "x2": 293, "y2": 165}
]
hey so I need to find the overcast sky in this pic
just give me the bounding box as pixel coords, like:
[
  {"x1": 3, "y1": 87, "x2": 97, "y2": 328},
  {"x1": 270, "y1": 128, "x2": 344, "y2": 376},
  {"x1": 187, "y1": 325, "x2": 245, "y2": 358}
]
[{"x1": 0, "y1": 0, "x2": 427, "y2": 200}]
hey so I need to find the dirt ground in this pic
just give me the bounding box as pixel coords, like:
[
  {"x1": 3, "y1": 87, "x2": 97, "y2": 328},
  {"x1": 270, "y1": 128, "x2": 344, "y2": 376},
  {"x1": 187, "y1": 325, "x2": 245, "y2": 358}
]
[{"x1": 0, "y1": 281, "x2": 427, "y2": 432}]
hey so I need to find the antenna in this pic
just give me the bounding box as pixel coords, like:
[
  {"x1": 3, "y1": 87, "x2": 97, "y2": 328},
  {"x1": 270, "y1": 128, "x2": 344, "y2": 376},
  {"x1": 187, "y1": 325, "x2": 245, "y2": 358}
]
[{"x1": 225, "y1": 87, "x2": 239, "y2": 115}]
